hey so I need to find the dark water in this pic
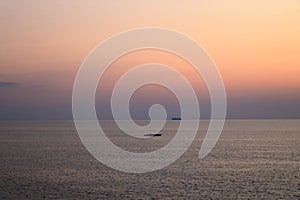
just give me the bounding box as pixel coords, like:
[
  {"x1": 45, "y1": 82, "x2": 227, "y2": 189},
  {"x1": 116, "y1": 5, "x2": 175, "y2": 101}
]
[{"x1": 0, "y1": 120, "x2": 299, "y2": 199}]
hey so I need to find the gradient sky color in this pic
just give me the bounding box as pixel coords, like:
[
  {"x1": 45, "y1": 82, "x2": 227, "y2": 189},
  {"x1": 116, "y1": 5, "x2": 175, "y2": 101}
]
[{"x1": 0, "y1": 0, "x2": 299, "y2": 119}]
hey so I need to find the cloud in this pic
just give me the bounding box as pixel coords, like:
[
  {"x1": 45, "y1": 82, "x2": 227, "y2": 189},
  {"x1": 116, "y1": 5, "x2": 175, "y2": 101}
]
[{"x1": 0, "y1": 81, "x2": 17, "y2": 87}]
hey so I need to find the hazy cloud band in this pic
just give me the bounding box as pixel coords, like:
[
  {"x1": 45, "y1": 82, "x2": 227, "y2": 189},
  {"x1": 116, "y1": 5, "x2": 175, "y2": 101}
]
[{"x1": 0, "y1": 81, "x2": 17, "y2": 87}]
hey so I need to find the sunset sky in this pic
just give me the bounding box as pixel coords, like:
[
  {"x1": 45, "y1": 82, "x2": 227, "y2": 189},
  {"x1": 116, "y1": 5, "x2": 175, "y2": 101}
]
[{"x1": 0, "y1": 0, "x2": 299, "y2": 119}]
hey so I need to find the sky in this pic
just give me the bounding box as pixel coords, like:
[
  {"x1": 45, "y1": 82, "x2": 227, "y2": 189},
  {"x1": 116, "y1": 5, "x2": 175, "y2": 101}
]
[{"x1": 0, "y1": 0, "x2": 299, "y2": 120}]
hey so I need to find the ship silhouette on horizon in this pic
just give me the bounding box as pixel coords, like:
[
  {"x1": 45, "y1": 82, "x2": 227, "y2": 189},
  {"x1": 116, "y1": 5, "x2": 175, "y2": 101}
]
[{"x1": 171, "y1": 117, "x2": 181, "y2": 120}]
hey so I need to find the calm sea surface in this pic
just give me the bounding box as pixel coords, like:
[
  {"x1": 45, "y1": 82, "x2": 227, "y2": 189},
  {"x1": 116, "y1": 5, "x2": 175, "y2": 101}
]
[{"x1": 0, "y1": 120, "x2": 299, "y2": 199}]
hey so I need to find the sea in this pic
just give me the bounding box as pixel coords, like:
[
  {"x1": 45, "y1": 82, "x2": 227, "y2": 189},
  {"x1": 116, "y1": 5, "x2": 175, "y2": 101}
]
[{"x1": 0, "y1": 120, "x2": 299, "y2": 199}]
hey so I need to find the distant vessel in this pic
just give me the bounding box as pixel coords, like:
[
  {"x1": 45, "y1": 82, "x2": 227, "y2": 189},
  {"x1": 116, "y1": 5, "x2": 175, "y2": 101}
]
[
  {"x1": 144, "y1": 133, "x2": 162, "y2": 137},
  {"x1": 171, "y1": 117, "x2": 181, "y2": 120}
]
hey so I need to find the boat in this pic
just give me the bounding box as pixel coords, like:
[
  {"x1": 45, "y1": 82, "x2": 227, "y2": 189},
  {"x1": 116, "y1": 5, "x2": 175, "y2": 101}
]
[
  {"x1": 144, "y1": 133, "x2": 162, "y2": 137},
  {"x1": 171, "y1": 117, "x2": 181, "y2": 120}
]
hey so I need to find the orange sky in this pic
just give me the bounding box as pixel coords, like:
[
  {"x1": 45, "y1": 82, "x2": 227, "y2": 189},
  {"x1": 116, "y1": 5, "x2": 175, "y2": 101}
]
[{"x1": 0, "y1": 0, "x2": 299, "y2": 119}]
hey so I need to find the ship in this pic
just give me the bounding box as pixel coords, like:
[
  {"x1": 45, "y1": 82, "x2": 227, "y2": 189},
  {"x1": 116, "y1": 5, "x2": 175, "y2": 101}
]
[
  {"x1": 171, "y1": 117, "x2": 181, "y2": 120},
  {"x1": 144, "y1": 133, "x2": 162, "y2": 137}
]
